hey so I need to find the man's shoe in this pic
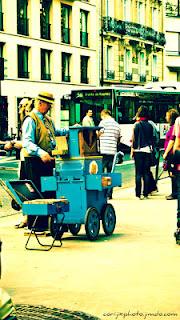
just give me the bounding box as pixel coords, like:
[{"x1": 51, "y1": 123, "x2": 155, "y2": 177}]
[
  {"x1": 166, "y1": 195, "x2": 177, "y2": 200},
  {"x1": 14, "y1": 222, "x2": 27, "y2": 229}
]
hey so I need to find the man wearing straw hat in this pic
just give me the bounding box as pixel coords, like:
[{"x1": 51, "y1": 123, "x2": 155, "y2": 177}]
[
  {"x1": 22, "y1": 92, "x2": 67, "y2": 230},
  {"x1": 22, "y1": 91, "x2": 67, "y2": 189}
]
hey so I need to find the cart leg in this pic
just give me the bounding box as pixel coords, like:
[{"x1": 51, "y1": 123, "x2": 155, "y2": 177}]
[{"x1": 25, "y1": 216, "x2": 62, "y2": 251}]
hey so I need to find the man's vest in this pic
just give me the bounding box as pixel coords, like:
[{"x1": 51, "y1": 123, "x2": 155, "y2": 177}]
[{"x1": 24, "y1": 111, "x2": 56, "y2": 156}]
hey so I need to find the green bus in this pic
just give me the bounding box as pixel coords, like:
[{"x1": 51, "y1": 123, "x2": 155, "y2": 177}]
[{"x1": 61, "y1": 83, "x2": 180, "y2": 147}]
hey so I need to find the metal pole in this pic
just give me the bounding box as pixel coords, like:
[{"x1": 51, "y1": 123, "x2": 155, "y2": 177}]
[{"x1": 100, "y1": 0, "x2": 104, "y2": 86}]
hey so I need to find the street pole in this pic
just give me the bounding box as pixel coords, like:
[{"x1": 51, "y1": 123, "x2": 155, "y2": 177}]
[{"x1": 100, "y1": 0, "x2": 104, "y2": 86}]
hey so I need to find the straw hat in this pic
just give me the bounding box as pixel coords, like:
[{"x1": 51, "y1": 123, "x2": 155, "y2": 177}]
[{"x1": 36, "y1": 91, "x2": 55, "y2": 104}]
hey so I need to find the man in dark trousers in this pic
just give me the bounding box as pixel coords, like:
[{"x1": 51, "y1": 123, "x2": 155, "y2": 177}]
[{"x1": 22, "y1": 91, "x2": 67, "y2": 230}]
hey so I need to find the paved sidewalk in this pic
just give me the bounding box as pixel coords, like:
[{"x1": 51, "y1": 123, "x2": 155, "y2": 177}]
[{"x1": 0, "y1": 177, "x2": 179, "y2": 320}]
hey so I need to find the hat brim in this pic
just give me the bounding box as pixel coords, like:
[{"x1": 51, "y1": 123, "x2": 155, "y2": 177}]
[{"x1": 37, "y1": 94, "x2": 54, "y2": 104}]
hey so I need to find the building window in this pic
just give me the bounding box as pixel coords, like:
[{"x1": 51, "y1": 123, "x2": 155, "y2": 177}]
[
  {"x1": 0, "y1": 43, "x2": 3, "y2": 57},
  {"x1": 0, "y1": 0, "x2": 3, "y2": 31},
  {"x1": 138, "y1": 2, "x2": 145, "y2": 25},
  {"x1": 62, "y1": 52, "x2": 71, "y2": 82},
  {"x1": 80, "y1": 10, "x2": 88, "y2": 47},
  {"x1": 40, "y1": 0, "x2": 51, "y2": 40},
  {"x1": 139, "y1": 51, "x2": 146, "y2": 82},
  {"x1": 41, "y1": 49, "x2": 51, "y2": 80},
  {"x1": 106, "y1": 46, "x2": 115, "y2": 80},
  {"x1": 152, "y1": 7, "x2": 158, "y2": 31},
  {"x1": 106, "y1": 0, "x2": 114, "y2": 17},
  {"x1": 18, "y1": 45, "x2": 29, "y2": 78},
  {"x1": 0, "y1": 42, "x2": 4, "y2": 80},
  {"x1": 61, "y1": 4, "x2": 71, "y2": 44},
  {"x1": 81, "y1": 56, "x2": 89, "y2": 83},
  {"x1": 124, "y1": 0, "x2": 131, "y2": 21},
  {"x1": 166, "y1": 31, "x2": 180, "y2": 55},
  {"x1": 125, "y1": 49, "x2": 132, "y2": 80},
  {"x1": 152, "y1": 54, "x2": 158, "y2": 81},
  {"x1": 17, "y1": 0, "x2": 29, "y2": 36}
]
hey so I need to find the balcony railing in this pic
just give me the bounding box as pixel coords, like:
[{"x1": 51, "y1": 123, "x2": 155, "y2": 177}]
[
  {"x1": 41, "y1": 72, "x2": 51, "y2": 80},
  {"x1": 166, "y1": 2, "x2": 180, "y2": 17},
  {"x1": 18, "y1": 71, "x2": 29, "y2": 78},
  {"x1": 152, "y1": 76, "x2": 159, "y2": 82},
  {"x1": 0, "y1": 12, "x2": 3, "y2": 31},
  {"x1": 17, "y1": 17, "x2": 29, "y2": 36},
  {"x1": 80, "y1": 31, "x2": 88, "y2": 47},
  {"x1": 81, "y1": 74, "x2": 89, "y2": 83},
  {"x1": 62, "y1": 74, "x2": 71, "y2": 82},
  {"x1": 140, "y1": 74, "x2": 146, "y2": 82},
  {"x1": 106, "y1": 70, "x2": 115, "y2": 80},
  {"x1": 103, "y1": 17, "x2": 166, "y2": 46},
  {"x1": 61, "y1": 27, "x2": 70, "y2": 44},
  {"x1": 40, "y1": 20, "x2": 51, "y2": 40},
  {"x1": 125, "y1": 72, "x2": 132, "y2": 80}
]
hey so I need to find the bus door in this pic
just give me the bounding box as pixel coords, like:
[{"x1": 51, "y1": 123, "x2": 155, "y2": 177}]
[{"x1": 70, "y1": 89, "x2": 113, "y2": 126}]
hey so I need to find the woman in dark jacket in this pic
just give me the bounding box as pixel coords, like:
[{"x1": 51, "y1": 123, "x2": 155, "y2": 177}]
[{"x1": 131, "y1": 106, "x2": 154, "y2": 199}]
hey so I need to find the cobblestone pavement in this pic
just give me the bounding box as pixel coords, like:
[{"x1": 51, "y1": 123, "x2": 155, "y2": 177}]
[{"x1": 15, "y1": 304, "x2": 100, "y2": 320}]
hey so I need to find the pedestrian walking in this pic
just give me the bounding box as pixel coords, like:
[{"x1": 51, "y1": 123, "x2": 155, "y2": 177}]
[
  {"x1": 172, "y1": 116, "x2": 180, "y2": 244},
  {"x1": 131, "y1": 106, "x2": 154, "y2": 199},
  {"x1": 82, "y1": 109, "x2": 95, "y2": 127},
  {"x1": 4, "y1": 98, "x2": 35, "y2": 227},
  {"x1": 97, "y1": 109, "x2": 121, "y2": 198},
  {"x1": 163, "y1": 108, "x2": 179, "y2": 200}
]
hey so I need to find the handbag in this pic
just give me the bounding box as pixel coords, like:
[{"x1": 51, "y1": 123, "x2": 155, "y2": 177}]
[{"x1": 162, "y1": 159, "x2": 168, "y2": 171}]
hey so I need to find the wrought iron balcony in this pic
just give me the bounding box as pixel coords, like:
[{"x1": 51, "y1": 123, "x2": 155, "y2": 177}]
[
  {"x1": 140, "y1": 74, "x2": 146, "y2": 82},
  {"x1": 40, "y1": 20, "x2": 51, "y2": 40},
  {"x1": 17, "y1": 17, "x2": 29, "y2": 36},
  {"x1": 62, "y1": 74, "x2": 71, "y2": 82},
  {"x1": 61, "y1": 27, "x2": 70, "y2": 44},
  {"x1": 152, "y1": 76, "x2": 159, "y2": 82},
  {"x1": 106, "y1": 70, "x2": 115, "y2": 80},
  {"x1": 166, "y1": 2, "x2": 180, "y2": 17},
  {"x1": 0, "y1": 12, "x2": 3, "y2": 31},
  {"x1": 125, "y1": 72, "x2": 132, "y2": 80},
  {"x1": 41, "y1": 72, "x2": 51, "y2": 80},
  {"x1": 80, "y1": 31, "x2": 88, "y2": 47},
  {"x1": 18, "y1": 71, "x2": 29, "y2": 78},
  {"x1": 103, "y1": 17, "x2": 166, "y2": 46},
  {"x1": 81, "y1": 74, "x2": 89, "y2": 84}
]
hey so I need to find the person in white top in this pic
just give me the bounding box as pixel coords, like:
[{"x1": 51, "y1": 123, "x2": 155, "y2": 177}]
[
  {"x1": 98, "y1": 109, "x2": 121, "y2": 172},
  {"x1": 82, "y1": 109, "x2": 95, "y2": 127}
]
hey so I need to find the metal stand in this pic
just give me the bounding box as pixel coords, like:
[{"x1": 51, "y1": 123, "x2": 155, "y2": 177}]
[
  {"x1": 155, "y1": 148, "x2": 169, "y2": 183},
  {"x1": 25, "y1": 216, "x2": 63, "y2": 251}
]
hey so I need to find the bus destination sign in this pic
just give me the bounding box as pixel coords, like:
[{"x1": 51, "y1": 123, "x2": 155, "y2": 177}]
[{"x1": 72, "y1": 89, "x2": 112, "y2": 100}]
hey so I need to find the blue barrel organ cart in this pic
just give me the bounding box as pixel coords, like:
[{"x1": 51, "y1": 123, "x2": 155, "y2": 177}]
[{"x1": 4, "y1": 127, "x2": 122, "y2": 250}]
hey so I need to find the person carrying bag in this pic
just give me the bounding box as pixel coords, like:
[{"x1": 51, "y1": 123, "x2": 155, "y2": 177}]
[{"x1": 131, "y1": 106, "x2": 154, "y2": 199}]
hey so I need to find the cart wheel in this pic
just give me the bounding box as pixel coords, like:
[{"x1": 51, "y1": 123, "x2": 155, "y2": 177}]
[
  {"x1": 68, "y1": 224, "x2": 81, "y2": 236},
  {"x1": 11, "y1": 199, "x2": 21, "y2": 211},
  {"x1": 49, "y1": 216, "x2": 66, "y2": 240},
  {"x1": 101, "y1": 203, "x2": 116, "y2": 235},
  {"x1": 85, "y1": 207, "x2": 100, "y2": 241}
]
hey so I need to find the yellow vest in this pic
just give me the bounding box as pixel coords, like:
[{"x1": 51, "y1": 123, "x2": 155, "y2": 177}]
[{"x1": 24, "y1": 111, "x2": 56, "y2": 157}]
